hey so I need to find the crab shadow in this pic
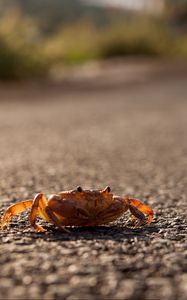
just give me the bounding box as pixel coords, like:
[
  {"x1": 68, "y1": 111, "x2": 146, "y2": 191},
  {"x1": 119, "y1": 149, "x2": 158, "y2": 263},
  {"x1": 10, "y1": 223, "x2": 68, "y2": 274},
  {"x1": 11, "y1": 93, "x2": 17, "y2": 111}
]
[{"x1": 28, "y1": 223, "x2": 159, "y2": 242}]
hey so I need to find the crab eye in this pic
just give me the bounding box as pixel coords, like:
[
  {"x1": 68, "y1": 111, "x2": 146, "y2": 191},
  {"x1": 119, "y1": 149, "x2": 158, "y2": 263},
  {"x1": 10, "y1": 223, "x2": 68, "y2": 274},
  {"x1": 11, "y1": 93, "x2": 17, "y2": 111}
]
[
  {"x1": 104, "y1": 186, "x2": 111, "y2": 193},
  {"x1": 77, "y1": 186, "x2": 83, "y2": 192}
]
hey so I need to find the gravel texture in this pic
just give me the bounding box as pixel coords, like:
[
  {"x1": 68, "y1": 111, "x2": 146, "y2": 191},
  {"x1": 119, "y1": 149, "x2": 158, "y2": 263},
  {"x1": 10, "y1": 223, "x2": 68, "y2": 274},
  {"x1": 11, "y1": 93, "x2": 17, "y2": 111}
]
[{"x1": 0, "y1": 62, "x2": 187, "y2": 299}]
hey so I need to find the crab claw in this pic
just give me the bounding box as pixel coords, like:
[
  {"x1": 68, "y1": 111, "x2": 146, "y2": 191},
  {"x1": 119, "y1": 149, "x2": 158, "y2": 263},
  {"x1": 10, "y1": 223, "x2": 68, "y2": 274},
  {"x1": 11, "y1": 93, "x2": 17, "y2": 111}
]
[{"x1": 125, "y1": 197, "x2": 153, "y2": 225}]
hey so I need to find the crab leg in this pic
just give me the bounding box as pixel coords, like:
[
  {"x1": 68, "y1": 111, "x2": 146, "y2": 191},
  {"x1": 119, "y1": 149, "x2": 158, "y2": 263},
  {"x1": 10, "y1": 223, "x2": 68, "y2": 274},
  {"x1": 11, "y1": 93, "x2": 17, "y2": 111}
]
[
  {"x1": 1, "y1": 200, "x2": 33, "y2": 229},
  {"x1": 45, "y1": 207, "x2": 70, "y2": 232},
  {"x1": 125, "y1": 198, "x2": 153, "y2": 224},
  {"x1": 29, "y1": 193, "x2": 70, "y2": 232},
  {"x1": 29, "y1": 193, "x2": 49, "y2": 231},
  {"x1": 128, "y1": 203, "x2": 147, "y2": 227}
]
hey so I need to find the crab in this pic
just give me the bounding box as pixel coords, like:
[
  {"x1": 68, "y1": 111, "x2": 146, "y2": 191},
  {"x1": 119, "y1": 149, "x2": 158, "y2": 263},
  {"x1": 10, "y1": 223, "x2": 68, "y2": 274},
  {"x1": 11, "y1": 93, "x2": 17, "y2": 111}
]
[{"x1": 1, "y1": 186, "x2": 153, "y2": 232}]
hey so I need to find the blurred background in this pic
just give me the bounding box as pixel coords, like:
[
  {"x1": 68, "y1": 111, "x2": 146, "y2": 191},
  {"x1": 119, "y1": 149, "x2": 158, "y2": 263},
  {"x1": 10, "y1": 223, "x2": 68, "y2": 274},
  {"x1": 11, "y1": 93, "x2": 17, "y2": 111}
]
[{"x1": 0, "y1": 0, "x2": 187, "y2": 80}]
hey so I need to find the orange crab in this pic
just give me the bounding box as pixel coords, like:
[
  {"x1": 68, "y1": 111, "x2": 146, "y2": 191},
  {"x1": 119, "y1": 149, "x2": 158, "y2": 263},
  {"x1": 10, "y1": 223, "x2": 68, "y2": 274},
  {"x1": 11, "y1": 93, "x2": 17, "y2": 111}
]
[{"x1": 1, "y1": 186, "x2": 153, "y2": 232}]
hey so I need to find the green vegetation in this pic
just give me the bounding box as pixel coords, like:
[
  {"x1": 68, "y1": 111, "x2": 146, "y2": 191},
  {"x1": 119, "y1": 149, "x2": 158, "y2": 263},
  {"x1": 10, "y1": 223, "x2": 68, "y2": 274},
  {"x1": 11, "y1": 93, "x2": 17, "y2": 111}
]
[
  {"x1": 42, "y1": 16, "x2": 187, "y2": 66},
  {"x1": 0, "y1": 11, "x2": 48, "y2": 80},
  {"x1": 0, "y1": 5, "x2": 187, "y2": 80},
  {"x1": 98, "y1": 18, "x2": 175, "y2": 58}
]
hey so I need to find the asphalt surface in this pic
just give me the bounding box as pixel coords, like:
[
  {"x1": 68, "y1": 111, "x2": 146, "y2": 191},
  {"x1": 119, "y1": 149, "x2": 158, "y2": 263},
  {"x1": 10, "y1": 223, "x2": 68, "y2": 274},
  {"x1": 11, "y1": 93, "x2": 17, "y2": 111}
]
[{"x1": 0, "y1": 61, "x2": 187, "y2": 300}]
